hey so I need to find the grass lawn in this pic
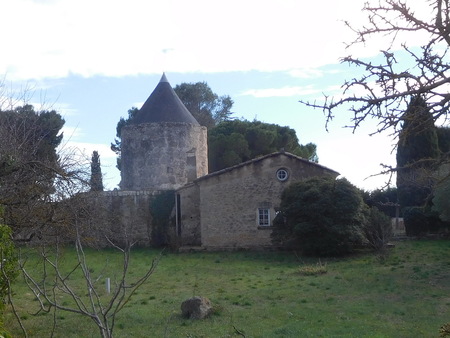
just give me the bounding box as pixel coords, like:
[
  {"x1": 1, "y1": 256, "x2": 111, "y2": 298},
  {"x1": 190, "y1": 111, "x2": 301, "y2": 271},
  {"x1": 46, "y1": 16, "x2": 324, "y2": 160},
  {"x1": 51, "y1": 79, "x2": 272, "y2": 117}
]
[{"x1": 3, "y1": 240, "x2": 450, "y2": 337}]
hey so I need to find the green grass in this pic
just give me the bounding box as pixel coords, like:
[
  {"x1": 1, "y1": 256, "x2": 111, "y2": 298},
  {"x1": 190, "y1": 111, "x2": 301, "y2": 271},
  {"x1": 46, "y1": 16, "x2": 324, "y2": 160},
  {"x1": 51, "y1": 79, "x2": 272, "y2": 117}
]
[{"x1": 4, "y1": 240, "x2": 450, "y2": 337}]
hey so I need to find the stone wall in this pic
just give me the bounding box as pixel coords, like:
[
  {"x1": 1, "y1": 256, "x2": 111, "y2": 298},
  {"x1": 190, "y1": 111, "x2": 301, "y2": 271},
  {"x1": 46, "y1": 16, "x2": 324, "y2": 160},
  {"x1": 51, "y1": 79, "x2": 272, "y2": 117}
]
[
  {"x1": 79, "y1": 190, "x2": 172, "y2": 248},
  {"x1": 176, "y1": 183, "x2": 201, "y2": 246},
  {"x1": 120, "y1": 122, "x2": 208, "y2": 191}
]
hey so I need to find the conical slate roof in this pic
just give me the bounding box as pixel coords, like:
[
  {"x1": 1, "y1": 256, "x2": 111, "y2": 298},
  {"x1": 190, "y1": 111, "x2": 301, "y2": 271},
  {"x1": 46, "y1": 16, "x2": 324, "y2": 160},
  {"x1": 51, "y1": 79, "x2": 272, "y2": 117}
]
[{"x1": 132, "y1": 73, "x2": 199, "y2": 125}]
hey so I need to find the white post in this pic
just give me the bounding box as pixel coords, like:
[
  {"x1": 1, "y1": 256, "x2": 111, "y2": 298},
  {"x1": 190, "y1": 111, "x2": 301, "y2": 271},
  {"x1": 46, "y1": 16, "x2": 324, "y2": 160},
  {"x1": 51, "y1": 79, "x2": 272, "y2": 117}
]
[{"x1": 106, "y1": 278, "x2": 110, "y2": 294}]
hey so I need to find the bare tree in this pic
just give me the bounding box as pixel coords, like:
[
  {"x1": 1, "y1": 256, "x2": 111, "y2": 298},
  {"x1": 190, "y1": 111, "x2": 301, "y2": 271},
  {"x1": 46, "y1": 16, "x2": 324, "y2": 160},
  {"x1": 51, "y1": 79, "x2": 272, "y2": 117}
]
[
  {"x1": 301, "y1": 0, "x2": 450, "y2": 135},
  {"x1": 0, "y1": 143, "x2": 161, "y2": 337},
  {"x1": 16, "y1": 240, "x2": 160, "y2": 338},
  {"x1": 0, "y1": 85, "x2": 161, "y2": 337}
]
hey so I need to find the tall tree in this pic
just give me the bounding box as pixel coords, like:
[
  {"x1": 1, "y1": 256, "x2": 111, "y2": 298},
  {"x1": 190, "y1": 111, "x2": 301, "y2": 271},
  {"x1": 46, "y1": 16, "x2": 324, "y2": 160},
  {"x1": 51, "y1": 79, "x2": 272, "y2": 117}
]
[
  {"x1": 208, "y1": 119, "x2": 318, "y2": 172},
  {"x1": 396, "y1": 96, "x2": 439, "y2": 208},
  {"x1": 301, "y1": 1, "x2": 450, "y2": 138},
  {"x1": 173, "y1": 82, "x2": 234, "y2": 129},
  {"x1": 397, "y1": 96, "x2": 439, "y2": 170},
  {"x1": 90, "y1": 150, "x2": 104, "y2": 192},
  {"x1": 0, "y1": 105, "x2": 65, "y2": 229},
  {"x1": 0, "y1": 104, "x2": 95, "y2": 241}
]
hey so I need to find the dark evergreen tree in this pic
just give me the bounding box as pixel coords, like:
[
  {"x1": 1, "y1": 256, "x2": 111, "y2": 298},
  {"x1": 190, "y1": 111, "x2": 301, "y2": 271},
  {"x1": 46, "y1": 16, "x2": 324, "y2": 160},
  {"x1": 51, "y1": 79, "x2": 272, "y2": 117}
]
[
  {"x1": 0, "y1": 105, "x2": 65, "y2": 232},
  {"x1": 0, "y1": 105, "x2": 64, "y2": 199},
  {"x1": 396, "y1": 95, "x2": 439, "y2": 209},
  {"x1": 90, "y1": 150, "x2": 103, "y2": 192},
  {"x1": 208, "y1": 119, "x2": 318, "y2": 172},
  {"x1": 363, "y1": 187, "x2": 398, "y2": 218},
  {"x1": 437, "y1": 126, "x2": 450, "y2": 158}
]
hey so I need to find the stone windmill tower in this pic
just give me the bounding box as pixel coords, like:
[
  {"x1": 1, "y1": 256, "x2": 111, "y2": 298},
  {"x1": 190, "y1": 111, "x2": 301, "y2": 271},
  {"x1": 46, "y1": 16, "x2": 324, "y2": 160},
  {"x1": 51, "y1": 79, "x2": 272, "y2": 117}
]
[{"x1": 120, "y1": 74, "x2": 208, "y2": 191}]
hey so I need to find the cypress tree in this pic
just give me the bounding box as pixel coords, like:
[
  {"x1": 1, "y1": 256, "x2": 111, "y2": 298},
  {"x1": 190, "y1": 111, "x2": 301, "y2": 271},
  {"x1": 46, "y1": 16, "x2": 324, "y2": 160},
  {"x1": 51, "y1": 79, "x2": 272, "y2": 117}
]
[
  {"x1": 90, "y1": 151, "x2": 104, "y2": 192},
  {"x1": 396, "y1": 95, "x2": 439, "y2": 207}
]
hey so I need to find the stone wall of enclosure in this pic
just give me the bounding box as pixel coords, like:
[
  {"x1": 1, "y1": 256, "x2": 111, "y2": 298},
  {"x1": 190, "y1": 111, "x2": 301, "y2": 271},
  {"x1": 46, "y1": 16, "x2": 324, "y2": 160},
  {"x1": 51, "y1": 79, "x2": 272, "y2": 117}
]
[{"x1": 74, "y1": 190, "x2": 175, "y2": 248}]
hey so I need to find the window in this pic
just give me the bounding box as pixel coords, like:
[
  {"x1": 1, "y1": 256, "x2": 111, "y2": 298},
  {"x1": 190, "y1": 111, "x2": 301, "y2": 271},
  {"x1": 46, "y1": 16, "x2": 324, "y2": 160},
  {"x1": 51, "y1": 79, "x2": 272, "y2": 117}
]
[
  {"x1": 258, "y1": 208, "x2": 270, "y2": 226},
  {"x1": 276, "y1": 168, "x2": 289, "y2": 181}
]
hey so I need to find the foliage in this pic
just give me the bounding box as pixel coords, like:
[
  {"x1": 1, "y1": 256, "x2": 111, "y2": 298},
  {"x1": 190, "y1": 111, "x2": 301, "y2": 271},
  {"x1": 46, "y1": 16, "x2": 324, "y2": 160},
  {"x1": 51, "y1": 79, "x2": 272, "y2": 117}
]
[
  {"x1": 363, "y1": 187, "x2": 398, "y2": 218},
  {"x1": 0, "y1": 105, "x2": 64, "y2": 195},
  {"x1": 273, "y1": 177, "x2": 365, "y2": 256},
  {"x1": 89, "y1": 150, "x2": 104, "y2": 192},
  {"x1": 110, "y1": 107, "x2": 139, "y2": 170},
  {"x1": 149, "y1": 191, "x2": 175, "y2": 247},
  {"x1": 0, "y1": 104, "x2": 68, "y2": 234},
  {"x1": 396, "y1": 96, "x2": 439, "y2": 170},
  {"x1": 0, "y1": 223, "x2": 17, "y2": 302},
  {"x1": 403, "y1": 206, "x2": 444, "y2": 236},
  {"x1": 173, "y1": 82, "x2": 234, "y2": 129},
  {"x1": 4, "y1": 241, "x2": 450, "y2": 337},
  {"x1": 397, "y1": 96, "x2": 439, "y2": 209},
  {"x1": 208, "y1": 119, "x2": 318, "y2": 172},
  {"x1": 433, "y1": 177, "x2": 450, "y2": 222},
  {"x1": 0, "y1": 220, "x2": 17, "y2": 338},
  {"x1": 432, "y1": 126, "x2": 450, "y2": 225},
  {"x1": 362, "y1": 206, "x2": 393, "y2": 251},
  {"x1": 437, "y1": 126, "x2": 450, "y2": 156},
  {"x1": 301, "y1": 1, "x2": 450, "y2": 136}
]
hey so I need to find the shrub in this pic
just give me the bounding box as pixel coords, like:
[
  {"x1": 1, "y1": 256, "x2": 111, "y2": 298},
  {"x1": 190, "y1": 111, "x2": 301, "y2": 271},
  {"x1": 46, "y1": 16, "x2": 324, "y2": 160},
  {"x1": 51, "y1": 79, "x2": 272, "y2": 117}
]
[
  {"x1": 363, "y1": 188, "x2": 398, "y2": 218},
  {"x1": 0, "y1": 223, "x2": 17, "y2": 338},
  {"x1": 403, "y1": 206, "x2": 446, "y2": 236},
  {"x1": 403, "y1": 207, "x2": 425, "y2": 236},
  {"x1": 273, "y1": 177, "x2": 365, "y2": 256},
  {"x1": 149, "y1": 190, "x2": 175, "y2": 247},
  {"x1": 362, "y1": 206, "x2": 393, "y2": 251},
  {"x1": 433, "y1": 177, "x2": 450, "y2": 222},
  {"x1": 0, "y1": 224, "x2": 17, "y2": 301}
]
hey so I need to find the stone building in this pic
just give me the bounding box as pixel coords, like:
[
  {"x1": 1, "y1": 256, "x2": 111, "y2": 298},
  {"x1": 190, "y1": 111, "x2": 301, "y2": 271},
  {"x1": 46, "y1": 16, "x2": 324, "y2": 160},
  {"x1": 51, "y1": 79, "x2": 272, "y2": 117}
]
[
  {"x1": 176, "y1": 151, "x2": 339, "y2": 250},
  {"x1": 83, "y1": 74, "x2": 339, "y2": 250},
  {"x1": 120, "y1": 73, "x2": 208, "y2": 190}
]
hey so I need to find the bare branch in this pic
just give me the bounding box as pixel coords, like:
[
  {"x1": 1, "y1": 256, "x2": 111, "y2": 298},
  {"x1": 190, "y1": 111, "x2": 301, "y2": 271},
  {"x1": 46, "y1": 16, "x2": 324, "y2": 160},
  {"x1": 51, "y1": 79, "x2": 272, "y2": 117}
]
[{"x1": 302, "y1": 0, "x2": 450, "y2": 134}]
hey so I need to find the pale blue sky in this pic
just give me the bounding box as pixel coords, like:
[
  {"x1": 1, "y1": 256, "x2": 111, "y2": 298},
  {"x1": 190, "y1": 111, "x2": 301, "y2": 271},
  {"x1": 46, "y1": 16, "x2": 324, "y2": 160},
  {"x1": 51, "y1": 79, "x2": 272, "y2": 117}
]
[{"x1": 2, "y1": 0, "x2": 435, "y2": 190}]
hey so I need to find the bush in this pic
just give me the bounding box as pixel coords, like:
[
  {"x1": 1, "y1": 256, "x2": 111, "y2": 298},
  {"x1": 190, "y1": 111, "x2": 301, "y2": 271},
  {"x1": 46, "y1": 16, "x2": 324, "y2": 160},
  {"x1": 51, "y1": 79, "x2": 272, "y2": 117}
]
[
  {"x1": 363, "y1": 188, "x2": 398, "y2": 218},
  {"x1": 0, "y1": 223, "x2": 17, "y2": 338},
  {"x1": 0, "y1": 224, "x2": 17, "y2": 301},
  {"x1": 362, "y1": 206, "x2": 393, "y2": 251},
  {"x1": 403, "y1": 207, "x2": 427, "y2": 236},
  {"x1": 403, "y1": 206, "x2": 446, "y2": 236},
  {"x1": 149, "y1": 191, "x2": 175, "y2": 247},
  {"x1": 433, "y1": 177, "x2": 450, "y2": 222},
  {"x1": 273, "y1": 177, "x2": 365, "y2": 256}
]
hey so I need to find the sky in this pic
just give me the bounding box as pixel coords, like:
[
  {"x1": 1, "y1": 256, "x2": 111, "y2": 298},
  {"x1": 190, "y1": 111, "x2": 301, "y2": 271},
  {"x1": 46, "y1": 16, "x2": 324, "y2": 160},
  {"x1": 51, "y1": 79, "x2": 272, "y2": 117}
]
[{"x1": 0, "y1": 0, "x2": 434, "y2": 191}]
